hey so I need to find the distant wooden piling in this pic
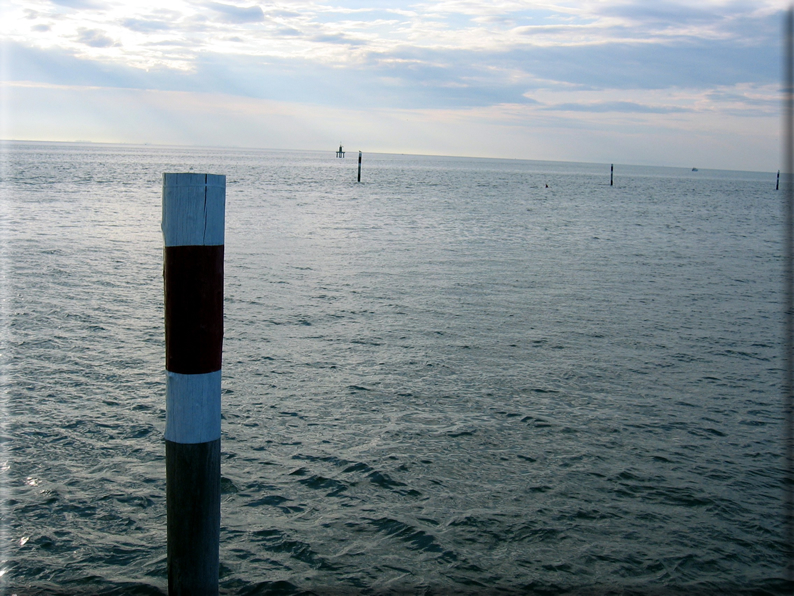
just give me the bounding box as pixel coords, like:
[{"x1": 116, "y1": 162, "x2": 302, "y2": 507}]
[
  {"x1": 162, "y1": 173, "x2": 225, "y2": 596},
  {"x1": 783, "y1": 8, "x2": 794, "y2": 583},
  {"x1": 778, "y1": 170, "x2": 781, "y2": 191},
  {"x1": 610, "y1": 164, "x2": 613, "y2": 186},
  {"x1": 358, "y1": 151, "x2": 362, "y2": 182}
]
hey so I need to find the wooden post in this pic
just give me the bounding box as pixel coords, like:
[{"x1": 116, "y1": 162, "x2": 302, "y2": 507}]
[
  {"x1": 162, "y1": 173, "x2": 225, "y2": 596},
  {"x1": 358, "y1": 151, "x2": 362, "y2": 182},
  {"x1": 784, "y1": 8, "x2": 794, "y2": 583},
  {"x1": 779, "y1": 170, "x2": 781, "y2": 191},
  {"x1": 610, "y1": 164, "x2": 613, "y2": 186}
]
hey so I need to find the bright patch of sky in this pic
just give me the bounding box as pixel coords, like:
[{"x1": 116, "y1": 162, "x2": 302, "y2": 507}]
[{"x1": 0, "y1": 0, "x2": 788, "y2": 169}]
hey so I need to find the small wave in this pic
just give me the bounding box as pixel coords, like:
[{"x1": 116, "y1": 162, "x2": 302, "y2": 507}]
[
  {"x1": 521, "y1": 415, "x2": 553, "y2": 428},
  {"x1": 250, "y1": 529, "x2": 336, "y2": 570},
  {"x1": 298, "y1": 475, "x2": 349, "y2": 497},
  {"x1": 347, "y1": 385, "x2": 370, "y2": 392},
  {"x1": 342, "y1": 462, "x2": 372, "y2": 474},
  {"x1": 513, "y1": 522, "x2": 563, "y2": 543},
  {"x1": 367, "y1": 470, "x2": 405, "y2": 490},
  {"x1": 369, "y1": 517, "x2": 444, "y2": 553},
  {"x1": 221, "y1": 477, "x2": 239, "y2": 494}
]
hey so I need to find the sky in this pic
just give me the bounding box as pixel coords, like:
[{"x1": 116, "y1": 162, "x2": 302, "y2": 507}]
[{"x1": 0, "y1": 0, "x2": 788, "y2": 170}]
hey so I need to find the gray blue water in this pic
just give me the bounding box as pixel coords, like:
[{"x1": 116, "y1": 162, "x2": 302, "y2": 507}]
[{"x1": 0, "y1": 141, "x2": 788, "y2": 594}]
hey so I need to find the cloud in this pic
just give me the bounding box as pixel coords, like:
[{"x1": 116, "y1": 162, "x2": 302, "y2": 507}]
[
  {"x1": 499, "y1": 39, "x2": 779, "y2": 91},
  {"x1": 266, "y1": 9, "x2": 300, "y2": 18},
  {"x1": 121, "y1": 18, "x2": 174, "y2": 33},
  {"x1": 205, "y1": 2, "x2": 264, "y2": 24},
  {"x1": 145, "y1": 40, "x2": 195, "y2": 47},
  {"x1": 544, "y1": 101, "x2": 691, "y2": 114},
  {"x1": 1, "y1": 0, "x2": 785, "y2": 170},
  {"x1": 50, "y1": 0, "x2": 107, "y2": 9},
  {"x1": 705, "y1": 88, "x2": 778, "y2": 111},
  {"x1": 76, "y1": 29, "x2": 116, "y2": 48},
  {"x1": 275, "y1": 28, "x2": 302, "y2": 37},
  {"x1": 600, "y1": 1, "x2": 721, "y2": 24},
  {"x1": 2, "y1": 81, "x2": 778, "y2": 170},
  {"x1": 8, "y1": 1, "x2": 781, "y2": 84},
  {"x1": 0, "y1": 41, "x2": 527, "y2": 109},
  {"x1": 311, "y1": 33, "x2": 366, "y2": 46},
  {"x1": 1, "y1": 32, "x2": 779, "y2": 113},
  {"x1": 3, "y1": 43, "x2": 145, "y2": 88}
]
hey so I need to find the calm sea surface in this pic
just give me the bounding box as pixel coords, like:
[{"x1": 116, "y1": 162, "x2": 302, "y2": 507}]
[{"x1": 0, "y1": 141, "x2": 788, "y2": 594}]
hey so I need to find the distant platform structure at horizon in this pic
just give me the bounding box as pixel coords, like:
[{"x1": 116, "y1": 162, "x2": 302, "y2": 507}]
[{"x1": 336, "y1": 144, "x2": 345, "y2": 158}]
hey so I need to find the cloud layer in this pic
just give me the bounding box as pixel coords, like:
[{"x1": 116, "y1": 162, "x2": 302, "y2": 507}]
[{"x1": 0, "y1": 0, "x2": 786, "y2": 168}]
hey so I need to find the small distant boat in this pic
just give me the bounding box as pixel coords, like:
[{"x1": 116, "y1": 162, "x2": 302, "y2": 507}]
[
  {"x1": 336, "y1": 144, "x2": 345, "y2": 158},
  {"x1": 691, "y1": 167, "x2": 698, "y2": 172}
]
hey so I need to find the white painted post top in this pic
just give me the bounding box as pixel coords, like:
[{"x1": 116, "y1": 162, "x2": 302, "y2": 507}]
[{"x1": 162, "y1": 173, "x2": 226, "y2": 247}]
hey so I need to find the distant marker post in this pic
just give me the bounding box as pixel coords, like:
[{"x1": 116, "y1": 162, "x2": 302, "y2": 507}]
[
  {"x1": 784, "y1": 7, "x2": 794, "y2": 583},
  {"x1": 358, "y1": 151, "x2": 362, "y2": 183},
  {"x1": 778, "y1": 170, "x2": 781, "y2": 191},
  {"x1": 610, "y1": 164, "x2": 614, "y2": 186},
  {"x1": 162, "y1": 173, "x2": 225, "y2": 595}
]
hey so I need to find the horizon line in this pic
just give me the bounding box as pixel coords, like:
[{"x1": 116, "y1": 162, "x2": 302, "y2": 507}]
[{"x1": 0, "y1": 138, "x2": 777, "y2": 175}]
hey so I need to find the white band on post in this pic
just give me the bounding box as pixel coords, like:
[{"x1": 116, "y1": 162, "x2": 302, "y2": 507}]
[{"x1": 165, "y1": 370, "x2": 222, "y2": 444}]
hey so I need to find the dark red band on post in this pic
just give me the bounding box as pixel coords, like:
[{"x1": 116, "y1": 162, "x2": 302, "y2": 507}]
[{"x1": 165, "y1": 245, "x2": 224, "y2": 374}]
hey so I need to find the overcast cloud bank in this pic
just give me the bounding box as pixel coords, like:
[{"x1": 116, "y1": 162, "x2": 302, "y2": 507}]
[{"x1": 0, "y1": 0, "x2": 786, "y2": 169}]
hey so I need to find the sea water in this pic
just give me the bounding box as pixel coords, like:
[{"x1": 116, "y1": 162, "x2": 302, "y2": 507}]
[{"x1": 0, "y1": 142, "x2": 787, "y2": 594}]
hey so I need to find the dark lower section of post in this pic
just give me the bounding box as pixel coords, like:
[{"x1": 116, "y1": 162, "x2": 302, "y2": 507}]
[
  {"x1": 358, "y1": 151, "x2": 362, "y2": 182},
  {"x1": 167, "y1": 438, "x2": 221, "y2": 596},
  {"x1": 610, "y1": 164, "x2": 613, "y2": 186}
]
